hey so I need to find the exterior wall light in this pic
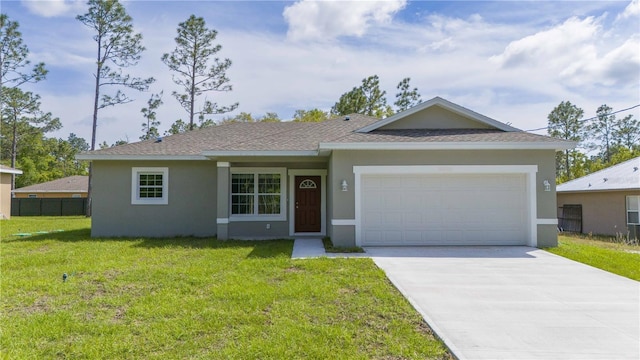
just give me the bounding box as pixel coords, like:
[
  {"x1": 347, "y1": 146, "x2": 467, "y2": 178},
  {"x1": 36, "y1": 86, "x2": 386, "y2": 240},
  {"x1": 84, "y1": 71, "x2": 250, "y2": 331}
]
[
  {"x1": 543, "y1": 180, "x2": 551, "y2": 192},
  {"x1": 341, "y1": 180, "x2": 348, "y2": 192}
]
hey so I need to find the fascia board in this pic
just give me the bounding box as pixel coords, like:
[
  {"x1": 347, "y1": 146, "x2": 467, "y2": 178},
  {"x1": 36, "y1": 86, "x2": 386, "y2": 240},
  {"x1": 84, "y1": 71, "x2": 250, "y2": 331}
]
[
  {"x1": 319, "y1": 141, "x2": 576, "y2": 151},
  {"x1": 13, "y1": 190, "x2": 86, "y2": 193},
  {"x1": 0, "y1": 168, "x2": 23, "y2": 175},
  {"x1": 201, "y1": 150, "x2": 319, "y2": 157},
  {"x1": 75, "y1": 154, "x2": 208, "y2": 160}
]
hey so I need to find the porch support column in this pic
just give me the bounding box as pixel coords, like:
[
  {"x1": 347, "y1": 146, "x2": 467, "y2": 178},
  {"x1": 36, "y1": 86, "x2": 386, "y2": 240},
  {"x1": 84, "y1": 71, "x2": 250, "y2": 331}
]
[{"x1": 216, "y1": 162, "x2": 230, "y2": 240}]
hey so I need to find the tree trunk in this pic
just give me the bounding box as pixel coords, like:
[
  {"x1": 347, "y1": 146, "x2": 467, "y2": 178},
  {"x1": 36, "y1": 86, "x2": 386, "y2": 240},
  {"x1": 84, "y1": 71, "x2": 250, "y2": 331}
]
[
  {"x1": 565, "y1": 149, "x2": 571, "y2": 180},
  {"x1": 189, "y1": 50, "x2": 197, "y2": 131},
  {"x1": 11, "y1": 114, "x2": 18, "y2": 190},
  {"x1": 87, "y1": 38, "x2": 103, "y2": 217}
]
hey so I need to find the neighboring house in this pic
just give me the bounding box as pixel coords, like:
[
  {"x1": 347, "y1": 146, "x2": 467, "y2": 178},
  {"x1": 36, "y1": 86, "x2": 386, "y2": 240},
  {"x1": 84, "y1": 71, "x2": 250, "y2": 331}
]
[
  {"x1": 77, "y1": 97, "x2": 573, "y2": 247},
  {"x1": 557, "y1": 157, "x2": 640, "y2": 239},
  {"x1": 0, "y1": 165, "x2": 23, "y2": 219},
  {"x1": 12, "y1": 175, "x2": 88, "y2": 198}
]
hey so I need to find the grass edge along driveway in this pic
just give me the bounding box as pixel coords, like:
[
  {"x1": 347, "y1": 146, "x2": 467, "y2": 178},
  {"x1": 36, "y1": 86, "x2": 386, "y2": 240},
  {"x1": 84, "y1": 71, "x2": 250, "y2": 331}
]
[
  {"x1": 1, "y1": 217, "x2": 450, "y2": 359},
  {"x1": 545, "y1": 234, "x2": 640, "y2": 281}
]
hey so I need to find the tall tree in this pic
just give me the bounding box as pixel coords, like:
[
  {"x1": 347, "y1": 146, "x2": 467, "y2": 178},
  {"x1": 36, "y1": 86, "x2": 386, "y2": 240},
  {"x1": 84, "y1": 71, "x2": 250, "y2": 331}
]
[
  {"x1": 613, "y1": 114, "x2": 640, "y2": 151},
  {"x1": 165, "y1": 119, "x2": 188, "y2": 135},
  {"x1": 1, "y1": 14, "x2": 48, "y2": 189},
  {"x1": 218, "y1": 112, "x2": 280, "y2": 125},
  {"x1": 547, "y1": 101, "x2": 585, "y2": 181},
  {"x1": 67, "y1": 133, "x2": 90, "y2": 153},
  {"x1": 293, "y1": 108, "x2": 329, "y2": 122},
  {"x1": 77, "y1": 0, "x2": 154, "y2": 216},
  {"x1": 260, "y1": 112, "x2": 280, "y2": 123},
  {"x1": 162, "y1": 15, "x2": 238, "y2": 131},
  {"x1": 140, "y1": 92, "x2": 163, "y2": 140},
  {"x1": 394, "y1": 77, "x2": 421, "y2": 112},
  {"x1": 48, "y1": 136, "x2": 90, "y2": 178},
  {"x1": 1, "y1": 87, "x2": 61, "y2": 188},
  {"x1": 588, "y1": 104, "x2": 616, "y2": 163},
  {"x1": 331, "y1": 75, "x2": 392, "y2": 118},
  {"x1": 0, "y1": 14, "x2": 47, "y2": 88}
]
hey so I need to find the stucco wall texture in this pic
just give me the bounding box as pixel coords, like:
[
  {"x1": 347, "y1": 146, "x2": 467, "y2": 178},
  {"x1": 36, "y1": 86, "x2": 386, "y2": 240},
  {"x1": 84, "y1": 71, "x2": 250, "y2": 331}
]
[{"x1": 557, "y1": 190, "x2": 640, "y2": 236}]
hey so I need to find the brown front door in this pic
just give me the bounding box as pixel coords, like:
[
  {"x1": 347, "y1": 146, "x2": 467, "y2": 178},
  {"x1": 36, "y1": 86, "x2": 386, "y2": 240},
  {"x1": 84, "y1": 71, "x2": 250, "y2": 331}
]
[{"x1": 295, "y1": 176, "x2": 321, "y2": 233}]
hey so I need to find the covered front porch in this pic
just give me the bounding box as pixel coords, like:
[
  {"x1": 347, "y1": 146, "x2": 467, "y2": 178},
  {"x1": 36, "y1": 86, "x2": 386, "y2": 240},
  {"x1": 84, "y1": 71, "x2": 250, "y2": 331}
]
[{"x1": 212, "y1": 157, "x2": 329, "y2": 240}]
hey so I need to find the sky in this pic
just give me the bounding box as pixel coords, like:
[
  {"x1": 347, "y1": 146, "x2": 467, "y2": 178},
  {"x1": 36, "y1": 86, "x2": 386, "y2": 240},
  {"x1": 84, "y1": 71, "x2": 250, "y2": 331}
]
[{"x1": 3, "y1": 0, "x2": 640, "y2": 146}]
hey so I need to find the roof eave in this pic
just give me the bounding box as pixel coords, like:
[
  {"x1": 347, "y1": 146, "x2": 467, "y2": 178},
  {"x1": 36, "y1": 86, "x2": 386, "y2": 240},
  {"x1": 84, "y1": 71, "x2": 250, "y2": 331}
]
[
  {"x1": 319, "y1": 141, "x2": 575, "y2": 151},
  {"x1": 13, "y1": 190, "x2": 87, "y2": 193},
  {"x1": 75, "y1": 154, "x2": 208, "y2": 161},
  {"x1": 201, "y1": 150, "x2": 320, "y2": 157},
  {"x1": 557, "y1": 187, "x2": 640, "y2": 193}
]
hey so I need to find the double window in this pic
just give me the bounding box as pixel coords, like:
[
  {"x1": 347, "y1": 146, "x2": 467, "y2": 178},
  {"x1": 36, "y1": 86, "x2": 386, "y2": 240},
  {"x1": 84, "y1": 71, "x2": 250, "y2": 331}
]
[
  {"x1": 131, "y1": 167, "x2": 168, "y2": 205},
  {"x1": 231, "y1": 168, "x2": 286, "y2": 220},
  {"x1": 627, "y1": 196, "x2": 639, "y2": 225}
]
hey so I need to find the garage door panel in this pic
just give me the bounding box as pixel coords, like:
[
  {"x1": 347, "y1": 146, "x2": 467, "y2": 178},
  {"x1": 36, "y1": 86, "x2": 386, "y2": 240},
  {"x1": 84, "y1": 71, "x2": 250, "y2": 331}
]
[{"x1": 361, "y1": 173, "x2": 528, "y2": 246}]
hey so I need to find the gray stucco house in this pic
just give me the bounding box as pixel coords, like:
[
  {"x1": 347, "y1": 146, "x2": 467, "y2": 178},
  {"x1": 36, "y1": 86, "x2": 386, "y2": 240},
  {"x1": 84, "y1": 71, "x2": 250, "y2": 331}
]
[{"x1": 77, "y1": 97, "x2": 573, "y2": 247}]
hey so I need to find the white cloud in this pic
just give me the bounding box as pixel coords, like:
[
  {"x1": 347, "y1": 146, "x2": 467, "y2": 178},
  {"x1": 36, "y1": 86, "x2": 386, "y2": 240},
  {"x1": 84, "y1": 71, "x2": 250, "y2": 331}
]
[
  {"x1": 617, "y1": 0, "x2": 640, "y2": 21},
  {"x1": 21, "y1": 0, "x2": 85, "y2": 18},
  {"x1": 490, "y1": 16, "x2": 601, "y2": 68},
  {"x1": 25, "y1": 1, "x2": 638, "y2": 146},
  {"x1": 490, "y1": 15, "x2": 639, "y2": 88},
  {"x1": 283, "y1": 0, "x2": 406, "y2": 41}
]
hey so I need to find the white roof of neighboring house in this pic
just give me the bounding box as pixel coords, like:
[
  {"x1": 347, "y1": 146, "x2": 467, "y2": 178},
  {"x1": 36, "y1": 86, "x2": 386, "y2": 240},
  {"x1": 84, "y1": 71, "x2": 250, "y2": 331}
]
[
  {"x1": 557, "y1": 156, "x2": 640, "y2": 192},
  {"x1": 0, "y1": 165, "x2": 22, "y2": 175}
]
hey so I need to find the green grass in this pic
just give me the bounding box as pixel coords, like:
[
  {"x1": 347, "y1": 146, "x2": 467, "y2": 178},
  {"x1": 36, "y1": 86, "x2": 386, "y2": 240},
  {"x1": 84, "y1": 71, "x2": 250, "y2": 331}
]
[
  {"x1": 1, "y1": 217, "x2": 449, "y2": 359},
  {"x1": 322, "y1": 236, "x2": 365, "y2": 253},
  {"x1": 546, "y1": 235, "x2": 640, "y2": 281}
]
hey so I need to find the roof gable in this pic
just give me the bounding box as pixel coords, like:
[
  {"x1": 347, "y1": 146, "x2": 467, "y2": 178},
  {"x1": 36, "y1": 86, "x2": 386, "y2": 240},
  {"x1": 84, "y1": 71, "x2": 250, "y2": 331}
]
[
  {"x1": 557, "y1": 156, "x2": 640, "y2": 192},
  {"x1": 357, "y1": 97, "x2": 520, "y2": 133}
]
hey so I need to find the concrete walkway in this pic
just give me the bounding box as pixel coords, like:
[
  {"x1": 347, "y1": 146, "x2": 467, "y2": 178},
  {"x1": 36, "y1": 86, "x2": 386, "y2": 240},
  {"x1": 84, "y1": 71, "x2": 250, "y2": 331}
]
[
  {"x1": 291, "y1": 239, "x2": 369, "y2": 259},
  {"x1": 291, "y1": 238, "x2": 327, "y2": 259},
  {"x1": 366, "y1": 246, "x2": 640, "y2": 360}
]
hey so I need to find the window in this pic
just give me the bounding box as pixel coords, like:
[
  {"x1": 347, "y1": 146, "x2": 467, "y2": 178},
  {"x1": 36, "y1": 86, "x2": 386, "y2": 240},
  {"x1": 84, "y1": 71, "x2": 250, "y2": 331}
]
[
  {"x1": 231, "y1": 168, "x2": 286, "y2": 220},
  {"x1": 28, "y1": 194, "x2": 37, "y2": 198},
  {"x1": 627, "y1": 196, "x2": 639, "y2": 225},
  {"x1": 131, "y1": 167, "x2": 168, "y2": 205}
]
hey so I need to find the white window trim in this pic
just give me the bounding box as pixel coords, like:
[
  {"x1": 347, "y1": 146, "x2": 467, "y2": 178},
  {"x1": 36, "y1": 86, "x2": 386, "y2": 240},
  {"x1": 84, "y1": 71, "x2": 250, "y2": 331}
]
[
  {"x1": 627, "y1": 196, "x2": 640, "y2": 225},
  {"x1": 131, "y1": 167, "x2": 169, "y2": 205},
  {"x1": 288, "y1": 169, "x2": 327, "y2": 236},
  {"x1": 230, "y1": 167, "x2": 286, "y2": 222}
]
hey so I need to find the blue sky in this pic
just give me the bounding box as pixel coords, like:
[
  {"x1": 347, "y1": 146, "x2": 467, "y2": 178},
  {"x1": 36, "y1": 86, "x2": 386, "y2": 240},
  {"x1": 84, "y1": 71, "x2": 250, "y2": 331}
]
[{"x1": 3, "y1": 0, "x2": 639, "y2": 145}]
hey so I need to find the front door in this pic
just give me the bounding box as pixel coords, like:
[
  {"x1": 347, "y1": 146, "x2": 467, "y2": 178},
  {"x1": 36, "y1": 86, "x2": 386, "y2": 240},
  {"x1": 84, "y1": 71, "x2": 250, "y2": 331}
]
[{"x1": 295, "y1": 176, "x2": 321, "y2": 233}]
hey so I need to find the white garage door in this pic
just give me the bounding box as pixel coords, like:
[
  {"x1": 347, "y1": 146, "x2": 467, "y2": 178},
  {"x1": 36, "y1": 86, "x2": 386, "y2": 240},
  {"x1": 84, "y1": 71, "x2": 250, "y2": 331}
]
[{"x1": 361, "y1": 174, "x2": 528, "y2": 246}]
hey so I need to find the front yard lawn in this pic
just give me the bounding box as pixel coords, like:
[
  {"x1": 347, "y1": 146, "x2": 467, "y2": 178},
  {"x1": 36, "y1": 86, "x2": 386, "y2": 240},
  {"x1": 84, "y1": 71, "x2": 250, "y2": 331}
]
[
  {"x1": 546, "y1": 234, "x2": 640, "y2": 281},
  {"x1": 1, "y1": 217, "x2": 449, "y2": 359}
]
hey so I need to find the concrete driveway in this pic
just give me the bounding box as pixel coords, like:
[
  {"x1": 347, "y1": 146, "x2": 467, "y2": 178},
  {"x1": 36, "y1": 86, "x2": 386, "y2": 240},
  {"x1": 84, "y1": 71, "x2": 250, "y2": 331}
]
[{"x1": 366, "y1": 246, "x2": 639, "y2": 360}]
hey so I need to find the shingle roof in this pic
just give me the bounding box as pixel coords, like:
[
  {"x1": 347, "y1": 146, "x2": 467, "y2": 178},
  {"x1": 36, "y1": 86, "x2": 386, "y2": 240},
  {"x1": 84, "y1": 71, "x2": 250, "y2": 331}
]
[
  {"x1": 13, "y1": 175, "x2": 88, "y2": 193},
  {"x1": 77, "y1": 112, "x2": 573, "y2": 159},
  {"x1": 331, "y1": 128, "x2": 565, "y2": 144},
  {"x1": 557, "y1": 157, "x2": 640, "y2": 192},
  {"x1": 80, "y1": 115, "x2": 377, "y2": 157}
]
